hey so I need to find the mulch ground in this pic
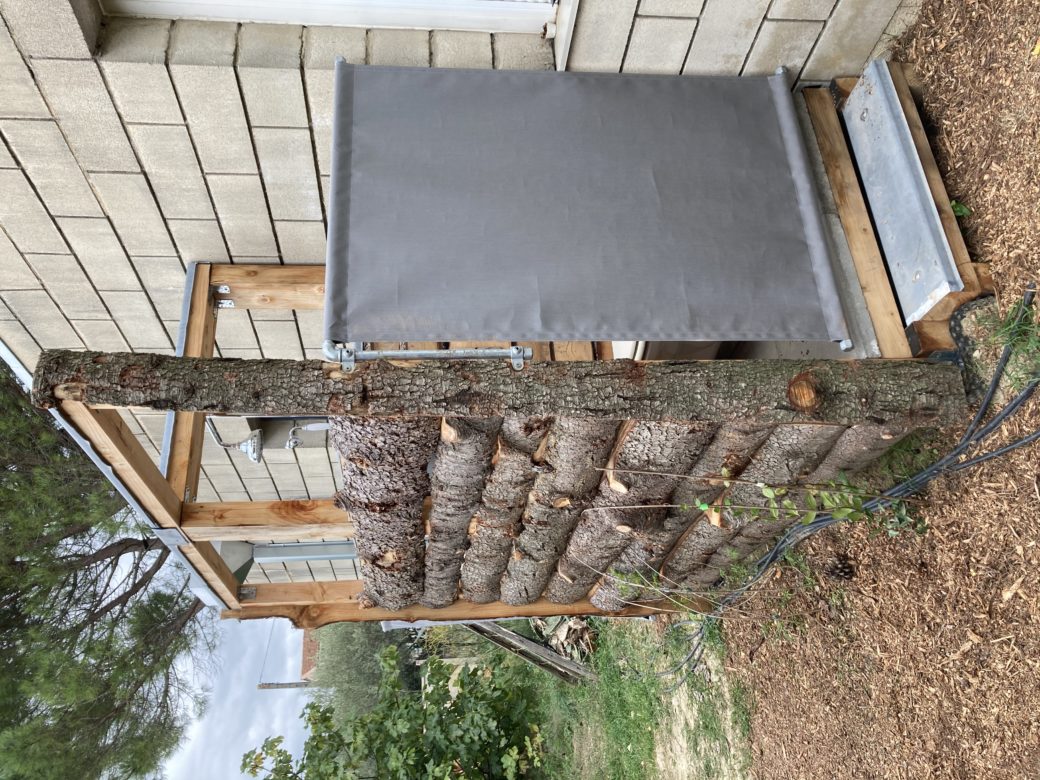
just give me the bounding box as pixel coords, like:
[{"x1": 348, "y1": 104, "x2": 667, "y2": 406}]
[{"x1": 723, "y1": 2, "x2": 1040, "y2": 778}]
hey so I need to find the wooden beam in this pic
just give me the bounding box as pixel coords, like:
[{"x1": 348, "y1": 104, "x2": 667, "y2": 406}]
[
  {"x1": 34, "y1": 352, "x2": 967, "y2": 426},
  {"x1": 59, "y1": 401, "x2": 240, "y2": 608},
  {"x1": 552, "y1": 342, "x2": 594, "y2": 361},
  {"x1": 805, "y1": 87, "x2": 913, "y2": 359},
  {"x1": 167, "y1": 263, "x2": 216, "y2": 502},
  {"x1": 209, "y1": 264, "x2": 325, "y2": 310},
  {"x1": 225, "y1": 591, "x2": 694, "y2": 628},
  {"x1": 181, "y1": 499, "x2": 353, "y2": 542}
]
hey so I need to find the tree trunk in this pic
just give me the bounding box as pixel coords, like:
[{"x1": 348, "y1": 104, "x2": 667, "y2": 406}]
[
  {"x1": 421, "y1": 417, "x2": 502, "y2": 608},
  {"x1": 460, "y1": 417, "x2": 552, "y2": 603},
  {"x1": 498, "y1": 418, "x2": 620, "y2": 605},
  {"x1": 545, "y1": 422, "x2": 715, "y2": 604},
  {"x1": 806, "y1": 420, "x2": 912, "y2": 482},
  {"x1": 33, "y1": 350, "x2": 965, "y2": 426},
  {"x1": 593, "y1": 422, "x2": 773, "y2": 610},
  {"x1": 330, "y1": 418, "x2": 438, "y2": 610}
]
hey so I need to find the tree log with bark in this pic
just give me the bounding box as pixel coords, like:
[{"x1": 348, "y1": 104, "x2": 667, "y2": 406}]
[
  {"x1": 330, "y1": 418, "x2": 438, "y2": 610},
  {"x1": 460, "y1": 417, "x2": 552, "y2": 603}
]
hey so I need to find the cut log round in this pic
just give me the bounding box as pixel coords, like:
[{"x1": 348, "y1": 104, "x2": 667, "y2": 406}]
[
  {"x1": 460, "y1": 417, "x2": 552, "y2": 603},
  {"x1": 498, "y1": 418, "x2": 620, "y2": 605},
  {"x1": 806, "y1": 420, "x2": 912, "y2": 483},
  {"x1": 330, "y1": 418, "x2": 438, "y2": 610},
  {"x1": 421, "y1": 417, "x2": 502, "y2": 608}
]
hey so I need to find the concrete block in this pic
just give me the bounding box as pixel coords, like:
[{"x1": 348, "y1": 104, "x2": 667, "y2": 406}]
[
  {"x1": 492, "y1": 33, "x2": 554, "y2": 71},
  {"x1": 24, "y1": 254, "x2": 107, "y2": 319},
  {"x1": 640, "y1": 0, "x2": 705, "y2": 15},
  {"x1": 266, "y1": 461, "x2": 306, "y2": 492},
  {"x1": 219, "y1": 347, "x2": 262, "y2": 359},
  {"x1": 207, "y1": 174, "x2": 278, "y2": 257},
  {"x1": 0, "y1": 141, "x2": 14, "y2": 167},
  {"x1": 0, "y1": 169, "x2": 67, "y2": 254},
  {"x1": 567, "y1": 0, "x2": 639, "y2": 72},
  {"x1": 0, "y1": 300, "x2": 10, "y2": 318},
  {"x1": 214, "y1": 308, "x2": 259, "y2": 351},
  {"x1": 802, "y1": 0, "x2": 902, "y2": 81},
  {"x1": 168, "y1": 219, "x2": 229, "y2": 263},
  {"x1": 127, "y1": 124, "x2": 212, "y2": 220},
  {"x1": 769, "y1": 0, "x2": 837, "y2": 20},
  {"x1": 31, "y1": 60, "x2": 138, "y2": 172},
  {"x1": 870, "y1": 0, "x2": 923, "y2": 60},
  {"x1": 98, "y1": 289, "x2": 171, "y2": 349},
  {"x1": 237, "y1": 24, "x2": 308, "y2": 128},
  {"x1": 368, "y1": 29, "x2": 430, "y2": 67},
  {"x1": 130, "y1": 256, "x2": 186, "y2": 320},
  {"x1": 294, "y1": 309, "x2": 324, "y2": 355},
  {"x1": 623, "y1": 17, "x2": 696, "y2": 74},
  {"x1": 684, "y1": 0, "x2": 770, "y2": 75},
  {"x1": 0, "y1": 228, "x2": 41, "y2": 289},
  {"x1": 242, "y1": 478, "x2": 280, "y2": 501},
  {"x1": 432, "y1": 31, "x2": 492, "y2": 69},
  {"x1": 2, "y1": 290, "x2": 82, "y2": 348},
  {"x1": 0, "y1": 0, "x2": 99, "y2": 59},
  {"x1": 203, "y1": 463, "x2": 245, "y2": 493},
  {"x1": 0, "y1": 318, "x2": 40, "y2": 368},
  {"x1": 0, "y1": 120, "x2": 102, "y2": 217},
  {"x1": 253, "y1": 128, "x2": 322, "y2": 221},
  {"x1": 743, "y1": 19, "x2": 823, "y2": 76},
  {"x1": 254, "y1": 319, "x2": 303, "y2": 359},
  {"x1": 275, "y1": 221, "x2": 326, "y2": 263},
  {"x1": 56, "y1": 216, "x2": 141, "y2": 290},
  {"x1": 73, "y1": 319, "x2": 130, "y2": 351},
  {"x1": 169, "y1": 21, "x2": 256, "y2": 174},
  {"x1": 246, "y1": 304, "x2": 294, "y2": 322},
  {"x1": 0, "y1": 18, "x2": 49, "y2": 119},
  {"x1": 195, "y1": 480, "x2": 219, "y2": 503},
  {"x1": 89, "y1": 173, "x2": 176, "y2": 256},
  {"x1": 320, "y1": 175, "x2": 331, "y2": 213},
  {"x1": 99, "y1": 19, "x2": 181, "y2": 125},
  {"x1": 259, "y1": 445, "x2": 299, "y2": 465},
  {"x1": 304, "y1": 27, "x2": 366, "y2": 175}
]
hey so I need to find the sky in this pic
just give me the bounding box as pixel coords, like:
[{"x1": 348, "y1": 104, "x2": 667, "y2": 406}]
[{"x1": 165, "y1": 618, "x2": 312, "y2": 779}]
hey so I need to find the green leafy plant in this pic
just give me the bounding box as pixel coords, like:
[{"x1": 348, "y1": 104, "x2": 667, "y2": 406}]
[{"x1": 950, "y1": 199, "x2": 972, "y2": 218}]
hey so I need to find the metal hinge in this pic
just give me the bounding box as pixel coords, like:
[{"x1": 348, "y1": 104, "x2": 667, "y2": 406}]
[{"x1": 322, "y1": 340, "x2": 531, "y2": 372}]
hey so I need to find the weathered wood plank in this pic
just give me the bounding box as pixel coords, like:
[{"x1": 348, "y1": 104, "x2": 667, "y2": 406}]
[
  {"x1": 34, "y1": 352, "x2": 966, "y2": 426},
  {"x1": 181, "y1": 499, "x2": 354, "y2": 541}
]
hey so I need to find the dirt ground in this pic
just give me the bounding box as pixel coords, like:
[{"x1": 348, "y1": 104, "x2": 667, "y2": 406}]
[{"x1": 723, "y1": 2, "x2": 1040, "y2": 778}]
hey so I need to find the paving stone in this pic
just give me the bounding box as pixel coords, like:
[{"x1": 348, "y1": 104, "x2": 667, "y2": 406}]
[
  {"x1": 130, "y1": 256, "x2": 186, "y2": 320},
  {"x1": 2, "y1": 289, "x2": 82, "y2": 348},
  {"x1": 743, "y1": 19, "x2": 823, "y2": 76},
  {"x1": 214, "y1": 308, "x2": 259, "y2": 351},
  {"x1": 266, "y1": 462, "x2": 307, "y2": 492},
  {"x1": 126, "y1": 125, "x2": 212, "y2": 221},
  {"x1": 0, "y1": 18, "x2": 49, "y2": 119},
  {"x1": 167, "y1": 219, "x2": 229, "y2": 263},
  {"x1": 204, "y1": 463, "x2": 245, "y2": 494},
  {"x1": 0, "y1": 228, "x2": 41, "y2": 289},
  {"x1": 0, "y1": 141, "x2": 14, "y2": 167},
  {"x1": 303, "y1": 27, "x2": 366, "y2": 175},
  {"x1": 219, "y1": 347, "x2": 262, "y2": 359},
  {"x1": 31, "y1": 60, "x2": 138, "y2": 172},
  {"x1": 368, "y1": 29, "x2": 430, "y2": 67},
  {"x1": 0, "y1": 120, "x2": 102, "y2": 217},
  {"x1": 432, "y1": 31, "x2": 492, "y2": 69},
  {"x1": 623, "y1": 16, "x2": 696, "y2": 74},
  {"x1": 98, "y1": 18, "x2": 181, "y2": 125},
  {"x1": 870, "y1": 0, "x2": 923, "y2": 60},
  {"x1": 73, "y1": 319, "x2": 130, "y2": 351},
  {"x1": 98, "y1": 289, "x2": 171, "y2": 349},
  {"x1": 254, "y1": 319, "x2": 303, "y2": 359},
  {"x1": 294, "y1": 309, "x2": 325, "y2": 355},
  {"x1": 0, "y1": 169, "x2": 67, "y2": 254},
  {"x1": 802, "y1": 0, "x2": 902, "y2": 81},
  {"x1": 206, "y1": 174, "x2": 278, "y2": 257},
  {"x1": 24, "y1": 254, "x2": 107, "y2": 319},
  {"x1": 253, "y1": 128, "x2": 322, "y2": 221},
  {"x1": 0, "y1": 0, "x2": 99, "y2": 59},
  {"x1": 89, "y1": 173, "x2": 176, "y2": 256},
  {"x1": 274, "y1": 221, "x2": 326, "y2": 263},
  {"x1": 246, "y1": 305, "x2": 294, "y2": 322},
  {"x1": 492, "y1": 33, "x2": 554, "y2": 70},
  {"x1": 242, "y1": 478, "x2": 280, "y2": 501},
  {"x1": 769, "y1": 0, "x2": 837, "y2": 20},
  {"x1": 237, "y1": 23, "x2": 308, "y2": 128},
  {"x1": 684, "y1": 0, "x2": 770, "y2": 75},
  {"x1": 567, "y1": 0, "x2": 639, "y2": 72},
  {"x1": 169, "y1": 21, "x2": 256, "y2": 174},
  {"x1": 640, "y1": 0, "x2": 705, "y2": 16},
  {"x1": 0, "y1": 318, "x2": 40, "y2": 368},
  {"x1": 56, "y1": 216, "x2": 141, "y2": 291}
]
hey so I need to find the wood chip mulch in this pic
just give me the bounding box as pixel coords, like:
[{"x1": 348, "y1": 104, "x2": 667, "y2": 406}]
[{"x1": 723, "y1": 2, "x2": 1040, "y2": 777}]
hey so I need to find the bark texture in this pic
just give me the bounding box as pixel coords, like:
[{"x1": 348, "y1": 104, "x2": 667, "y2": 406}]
[
  {"x1": 421, "y1": 417, "x2": 502, "y2": 608},
  {"x1": 33, "y1": 350, "x2": 966, "y2": 426},
  {"x1": 806, "y1": 420, "x2": 912, "y2": 483},
  {"x1": 545, "y1": 422, "x2": 716, "y2": 604},
  {"x1": 594, "y1": 422, "x2": 773, "y2": 610},
  {"x1": 460, "y1": 416, "x2": 552, "y2": 603},
  {"x1": 498, "y1": 418, "x2": 620, "y2": 605},
  {"x1": 329, "y1": 418, "x2": 438, "y2": 610}
]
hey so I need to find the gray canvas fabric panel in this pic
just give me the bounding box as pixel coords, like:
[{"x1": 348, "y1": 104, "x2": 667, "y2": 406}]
[{"x1": 324, "y1": 63, "x2": 848, "y2": 344}]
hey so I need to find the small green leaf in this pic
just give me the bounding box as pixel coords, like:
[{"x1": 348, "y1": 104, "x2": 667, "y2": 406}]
[{"x1": 950, "y1": 199, "x2": 972, "y2": 218}]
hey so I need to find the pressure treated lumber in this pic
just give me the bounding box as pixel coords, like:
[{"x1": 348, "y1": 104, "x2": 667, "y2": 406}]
[
  {"x1": 33, "y1": 352, "x2": 966, "y2": 426},
  {"x1": 209, "y1": 264, "x2": 325, "y2": 310},
  {"x1": 180, "y1": 499, "x2": 353, "y2": 542}
]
